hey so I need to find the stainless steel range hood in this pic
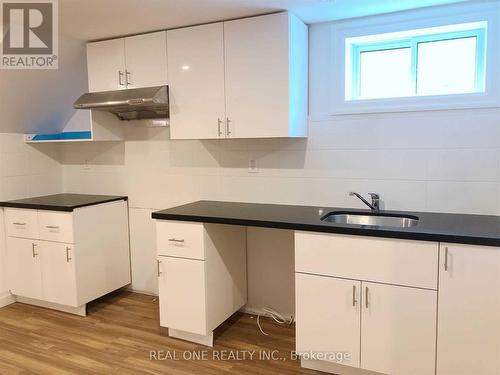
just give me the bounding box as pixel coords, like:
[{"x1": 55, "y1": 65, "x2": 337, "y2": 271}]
[{"x1": 74, "y1": 85, "x2": 169, "y2": 121}]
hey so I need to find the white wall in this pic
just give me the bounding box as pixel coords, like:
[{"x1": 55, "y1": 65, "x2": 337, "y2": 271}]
[
  {"x1": 0, "y1": 36, "x2": 88, "y2": 134},
  {"x1": 0, "y1": 134, "x2": 63, "y2": 306},
  {"x1": 55, "y1": 8, "x2": 500, "y2": 316}
]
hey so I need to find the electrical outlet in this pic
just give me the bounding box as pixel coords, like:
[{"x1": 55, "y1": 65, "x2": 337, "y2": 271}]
[
  {"x1": 83, "y1": 159, "x2": 91, "y2": 170},
  {"x1": 249, "y1": 159, "x2": 259, "y2": 173}
]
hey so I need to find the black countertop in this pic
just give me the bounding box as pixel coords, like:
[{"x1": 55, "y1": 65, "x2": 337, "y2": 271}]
[
  {"x1": 152, "y1": 200, "x2": 500, "y2": 247},
  {"x1": 0, "y1": 193, "x2": 128, "y2": 212}
]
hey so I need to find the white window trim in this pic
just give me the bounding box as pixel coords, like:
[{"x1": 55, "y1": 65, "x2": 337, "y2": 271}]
[{"x1": 330, "y1": 2, "x2": 500, "y2": 115}]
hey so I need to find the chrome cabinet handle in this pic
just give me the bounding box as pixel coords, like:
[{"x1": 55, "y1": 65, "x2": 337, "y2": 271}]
[
  {"x1": 157, "y1": 260, "x2": 162, "y2": 277},
  {"x1": 66, "y1": 247, "x2": 72, "y2": 263},
  {"x1": 125, "y1": 70, "x2": 131, "y2": 87},
  {"x1": 13, "y1": 222, "x2": 26, "y2": 226},
  {"x1": 226, "y1": 118, "x2": 232, "y2": 137},
  {"x1": 118, "y1": 71, "x2": 125, "y2": 86},
  {"x1": 168, "y1": 238, "x2": 185, "y2": 243},
  {"x1": 32, "y1": 243, "x2": 38, "y2": 258},
  {"x1": 352, "y1": 285, "x2": 357, "y2": 307},
  {"x1": 365, "y1": 287, "x2": 369, "y2": 309},
  {"x1": 444, "y1": 247, "x2": 449, "y2": 271},
  {"x1": 45, "y1": 225, "x2": 60, "y2": 229},
  {"x1": 218, "y1": 118, "x2": 223, "y2": 137}
]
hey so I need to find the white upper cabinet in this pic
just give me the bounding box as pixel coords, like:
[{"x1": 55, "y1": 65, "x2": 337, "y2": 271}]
[
  {"x1": 87, "y1": 39, "x2": 126, "y2": 92},
  {"x1": 167, "y1": 23, "x2": 226, "y2": 139},
  {"x1": 437, "y1": 243, "x2": 500, "y2": 375},
  {"x1": 169, "y1": 12, "x2": 308, "y2": 139},
  {"x1": 224, "y1": 12, "x2": 308, "y2": 139},
  {"x1": 87, "y1": 32, "x2": 167, "y2": 92},
  {"x1": 124, "y1": 31, "x2": 168, "y2": 89}
]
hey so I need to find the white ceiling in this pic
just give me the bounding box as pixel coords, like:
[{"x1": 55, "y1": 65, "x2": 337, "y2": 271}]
[{"x1": 60, "y1": 0, "x2": 472, "y2": 41}]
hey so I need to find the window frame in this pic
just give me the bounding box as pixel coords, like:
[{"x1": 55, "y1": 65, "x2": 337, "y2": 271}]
[
  {"x1": 349, "y1": 27, "x2": 487, "y2": 101},
  {"x1": 324, "y1": 1, "x2": 500, "y2": 116}
]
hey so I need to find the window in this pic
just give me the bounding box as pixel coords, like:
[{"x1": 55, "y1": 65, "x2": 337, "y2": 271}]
[{"x1": 346, "y1": 22, "x2": 487, "y2": 101}]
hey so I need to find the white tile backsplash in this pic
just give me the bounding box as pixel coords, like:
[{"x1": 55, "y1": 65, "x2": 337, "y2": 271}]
[
  {"x1": 0, "y1": 152, "x2": 27, "y2": 177},
  {"x1": 0, "y1": 133, "x2": 62, "y2": 201},
  {"x1": 427, "y1": 149, "x2": 499, "y2": 182},
  {"x1": 426, "y1": 181, "x2": 499, "y2": 215},
  {"x1": 59, "y1": 110, "x2": 500, "y2": 216}
]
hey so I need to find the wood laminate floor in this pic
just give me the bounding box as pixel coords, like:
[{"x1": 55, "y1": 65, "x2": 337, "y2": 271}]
[{"x1": 0, "y1": 291, "x2": 321, "y2": 374}]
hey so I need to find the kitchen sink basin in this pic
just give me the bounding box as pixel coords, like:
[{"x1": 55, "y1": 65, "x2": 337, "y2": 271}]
[{"x1": 321, "y1": 211, "x2": 419, "y2": 228}]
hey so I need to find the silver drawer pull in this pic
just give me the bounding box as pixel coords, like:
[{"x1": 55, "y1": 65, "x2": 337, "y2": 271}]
[
  {"x1": 66, "y1": 247, "x2": 72, "y2": 263},
  {"x1": 365, "y1": 287, "x2": 369, "y2": 309},
  {"x1": 125, "y1": 70, "x2": 132, "y2": 86},
  {"x1": 157, "y1": 260, "x2": 162, "y2": 277},
  {"x1": 218, "y1": 118, "x2": 223, "y2": 137},
  {"x1": 444, "y1": 247, "x2": 449, "y2": 271},
  {"x1": 32, "y1": 243, "x2": 38, "y2": 258},
  {"x1": 118, "y1": 71, "x2": 125, "y2": 86},
  {"x1": 168, "y1": 238, "x2": 185, "y2": 243},
  {"x1": 45, "y1": 225, "x2": 60, "y2": 229},
  {"x1": 226, "y1": 118, "x2": 232, "y2": 136},
  {"x1": 13, "y1": 222, "x2": 26, "y2": 226},
  {"x1": 352, "y1": 285, "x2": 357, "y2": 307}
]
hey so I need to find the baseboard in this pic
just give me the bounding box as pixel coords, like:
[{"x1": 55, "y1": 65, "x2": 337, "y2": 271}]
[
  {"x1": 241, "y1": 306, "x2": 294, "y2": 322},
  {"x1": 169, "y1": 328, "x2": 214, "y2": 347},
  {"x1": 16, "y1": 296, "x2": 87, "y2": 316},
  {"x1": 301, "y1": 359, "x2": 382, "y2": 375},
  {"x1": 124, "y1": 286, "x2": 158, "y2": 297},
  {"x1": 0, "y1": 291, "x2": 15, "y2": 308}
]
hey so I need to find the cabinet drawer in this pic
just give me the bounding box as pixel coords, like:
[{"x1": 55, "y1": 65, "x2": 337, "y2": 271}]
[
  {"x1": 5, "y1": 208, "x2": 38, "y2": 239},
  {"x1": 156, "y1": 221, "x2": 205, "y2": 260},
  {"x1": 295, "y1": 232, "x2": 439, "y2": 290},
  {"x1": 38, "y1": 211, "x2": 74, "y2": 243}
]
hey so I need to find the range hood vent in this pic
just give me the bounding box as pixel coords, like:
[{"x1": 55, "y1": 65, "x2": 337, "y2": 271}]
[{"x1": 74, "y1": 85, "x2": 169, "y2": 121}]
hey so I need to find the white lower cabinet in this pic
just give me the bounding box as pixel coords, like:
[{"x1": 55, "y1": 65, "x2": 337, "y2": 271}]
[
  {"x1": 39, "y1": 241, "x2": 77, "y2": 306},
  {"x1": 361, "y1": 282, "x2": 437, "y2": 375},
  {"x1": 4, "y1": 201, "x2": 131, "y2": 315},
  {"x1": 6, "y1": 237, "x2": 42, "y2": 300},
  {"x1": 156, "y1": 221, "x2": 247, "y2": 346},
  {"x1": 296, "y1": 272, "x2": 437, "y2": 375},
  {"x1": 296, "y1": 273, "x2": 361, "y2": 368},
  {"x1": 296, "y1": 232, "x2": 439, "y2": 375},
  {"x1": 158, "y1": 256, "x2": 207, "y2": 335},
  {"x1": 7, "y1": 239, "x2": 78, "y2": 306},
  {"x1": 437, "y1": 243, "x2": 500, "y2": 375}
]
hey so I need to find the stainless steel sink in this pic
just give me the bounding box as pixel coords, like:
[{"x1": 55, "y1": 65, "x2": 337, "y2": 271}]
[{"x1": 321, "y1": 212, "x2": 419, "y2": 228}]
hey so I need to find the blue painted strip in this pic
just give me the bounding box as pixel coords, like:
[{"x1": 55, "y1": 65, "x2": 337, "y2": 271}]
[{"x1": 31, "y1": 131, "x2": 92, "y2": 141}]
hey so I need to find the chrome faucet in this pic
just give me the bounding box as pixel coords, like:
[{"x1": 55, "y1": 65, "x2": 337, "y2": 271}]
[{"x1": 349, "y1": 192, "x2": 380, "y2": 212}]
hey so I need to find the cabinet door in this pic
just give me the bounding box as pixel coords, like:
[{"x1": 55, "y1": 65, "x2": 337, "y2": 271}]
[
  {"x1": 125, "y1": 31, "x2": 168, "y2": 89},
  {"x1": 437, "y1": 244, "x2": 500, "y2": 375},
  {"x1": 296, "y1": 273, "x2": 361, "y2": 368},
  {"x1": 6, "y1": 237, "x2": 42, "y2": 300},
  {"x1": 39, "y1": 241, "x2": 78, "y2": 307},
  {"x1": 361, "y1": 282, "x2": 437, "y2": 375},
  {"x1": 87, "y1": 39, "x2": 126, "y2": 92},
  {"x1": 158, "y1": 256, "x2": 207, "y2": 335},
  {"x1": 167, "y1": 23, "x2": 226, "y2": 139},
  {"x1": 224, "y1": 13, "x2": 289, "y2": 138}
]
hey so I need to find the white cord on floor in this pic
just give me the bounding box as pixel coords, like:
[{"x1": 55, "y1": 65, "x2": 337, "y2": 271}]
[{"x1": 257, "y1": 307, "x2": 295, "y2": 336}]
